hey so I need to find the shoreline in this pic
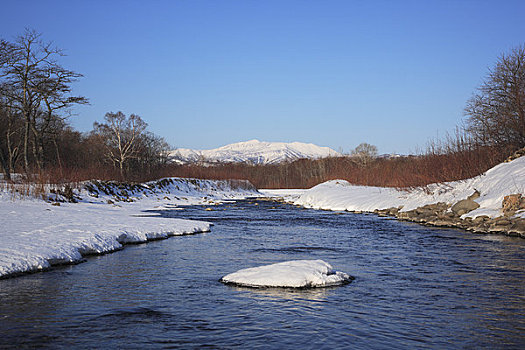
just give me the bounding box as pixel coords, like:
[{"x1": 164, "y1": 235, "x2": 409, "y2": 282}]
[
  {"x1": 0, "y1": 177, "x2": 259, "y2": 279},
  {"x1": 262, "y1": 156, "x2": 525, "y2": 238},
  {"x1": 0, "y1": 227, "x2": 210, "y2": 280},
  {"x1": 374, "y1": 203, "x2": 525, "y2": 238},
  {"x1": 263, "y1": 196, "x2": 525, "y2": 238}
]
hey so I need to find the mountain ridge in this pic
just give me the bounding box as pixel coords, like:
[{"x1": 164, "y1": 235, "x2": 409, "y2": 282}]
[{"x1": 169, "y1": 139, "x2": 340, "y2": 165}]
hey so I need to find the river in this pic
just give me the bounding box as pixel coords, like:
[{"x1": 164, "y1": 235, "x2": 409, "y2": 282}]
[{"x1": 1, "y1": 199, "x2": 524, "y2": 349}]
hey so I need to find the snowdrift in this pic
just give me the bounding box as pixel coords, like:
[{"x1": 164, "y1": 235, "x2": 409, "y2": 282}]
[
  {"x1": 0, "y1": 178, "x2": 260, "y2": 278},
  {"x1": 77, "y1": 177, "x2": 260, "y2": 205}
]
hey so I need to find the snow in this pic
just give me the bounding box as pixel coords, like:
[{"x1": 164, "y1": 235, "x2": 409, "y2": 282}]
[
  {"x1": 259, "y1": 189, "x2": 307, "y2": 202},
  {"x1": 0, "y1": 201, "x2": 211, "y2": 277},
  {"x1": 220, "y1": 260, "x2": 352, "y2": 288},
  {"x1": 169, "y1": 139, "x2": 340, "y2": 165},
  {"x1": 78, "y1": 177, "x2": 261, "y2": 208},
  {"x1": 291, "y1": 157, "x2": 525, "y2": 219},
  {"x1": 0, "y1": 178, "x2": 261, "y2": 278}
]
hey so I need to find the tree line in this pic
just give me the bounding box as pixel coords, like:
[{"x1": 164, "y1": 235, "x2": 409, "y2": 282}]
[
  {"x1": 0, "y1": 30, "x2": 170, "y2": 182},
  {"x1": 1, "y1": 30, "x2": 523, "y2": 187}
]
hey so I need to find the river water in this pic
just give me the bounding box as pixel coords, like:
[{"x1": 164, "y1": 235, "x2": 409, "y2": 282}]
[{"x1": 1, "y1": 199, "x2": 524, "y2": 349}]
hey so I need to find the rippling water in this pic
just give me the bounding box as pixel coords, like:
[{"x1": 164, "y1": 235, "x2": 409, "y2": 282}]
[{"x1": 1, "y1": 200, "x2": 524, "y2": 349}]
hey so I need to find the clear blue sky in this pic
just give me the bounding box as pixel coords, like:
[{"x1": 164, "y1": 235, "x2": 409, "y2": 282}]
[{"x1": 2, "y1": 0, "x2": 524, "y2": 154}]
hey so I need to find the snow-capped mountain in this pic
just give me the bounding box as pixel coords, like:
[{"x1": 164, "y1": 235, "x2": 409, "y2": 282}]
[{"x1": 169, "y1": 140, "x2": 340, "y2": 165}]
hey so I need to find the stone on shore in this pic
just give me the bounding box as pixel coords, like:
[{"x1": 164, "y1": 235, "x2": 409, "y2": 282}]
[{"x1": 451, "y1": 199, "x2": 480, "y2": 216}]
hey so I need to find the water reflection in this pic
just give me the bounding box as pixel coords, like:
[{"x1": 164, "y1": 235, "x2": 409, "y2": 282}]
[{"x1": 226, "y1": 284, "x2": 334, "y2": 303}]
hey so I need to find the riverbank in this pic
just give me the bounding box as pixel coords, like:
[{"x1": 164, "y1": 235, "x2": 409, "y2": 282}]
[
  {"x1": 0, "y1": 178, "x2": 261, "y2": 278},
  {"x1": 264, "y1": 155, "x2": 525, "y2": 238}
]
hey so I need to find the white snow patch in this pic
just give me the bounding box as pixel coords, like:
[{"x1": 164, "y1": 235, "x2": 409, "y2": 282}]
[
  {"x1": 0, "y1": 178, "x2": 261, "y2": 278},
  {"x1": 0, "y1": 200, "x2": 211, "y2": 278},
  {"x1": 79, "y1": 177, "x2": 261, "y2": 208},
  {"x1": 259, "y1": 189, "x2": 307, "y2": 202},
  {"x1": 220, "y1": 260, "x2": 352, "y2": 288},
  {"x1": 293, "y1": 157, "x2": 525, "y2": 219}
]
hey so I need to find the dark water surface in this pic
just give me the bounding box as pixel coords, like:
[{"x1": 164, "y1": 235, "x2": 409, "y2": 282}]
[{"x1": 1, "y1": 200, "x2": 524, "y2": 349}]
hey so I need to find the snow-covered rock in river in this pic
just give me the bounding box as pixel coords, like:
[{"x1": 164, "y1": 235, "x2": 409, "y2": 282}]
[
  {"x1": 169, "y1": 139, "x2": 340, "y2": 165},
  {"x1": 220, "y1": 260, "x2": 353, "y2": 288}
]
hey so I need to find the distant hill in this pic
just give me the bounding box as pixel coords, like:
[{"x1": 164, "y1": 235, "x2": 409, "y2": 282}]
[{"x1": 169, "y1": 139, "x2": 340, "y2": 165}]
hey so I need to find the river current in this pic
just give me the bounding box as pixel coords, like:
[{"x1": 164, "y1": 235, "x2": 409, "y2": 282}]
[{"x1": 1, "y1": 199, "x2": 524, "y2": 349}]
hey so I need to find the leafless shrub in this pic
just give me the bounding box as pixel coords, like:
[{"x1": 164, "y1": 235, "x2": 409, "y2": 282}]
[{"x1": 166, "y1": 137, "x2": 508, "y2": 189}]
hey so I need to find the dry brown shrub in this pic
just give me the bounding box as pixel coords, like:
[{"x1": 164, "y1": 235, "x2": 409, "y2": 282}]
[{"x1": 165, "y1": 144, "x2": 509, "y2": 189}]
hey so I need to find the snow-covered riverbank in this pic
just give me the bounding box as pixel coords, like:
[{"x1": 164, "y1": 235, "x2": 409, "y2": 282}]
[
  {"x1": 0, "y1": 178, "x2": 261, "y2": 278},
  {"x1": 264, "y1": 157, "x2": 525, "y2": 237}
]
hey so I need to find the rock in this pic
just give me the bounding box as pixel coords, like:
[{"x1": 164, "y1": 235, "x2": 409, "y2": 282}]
[
  {"x1": 468, "y1": 190, "x2": 481, "y2": 201},
  {"x1": 368, "y1": 196, "x2": 523, "y2": 238},
  {"x1": 493, "y1": 218, "x2": 511, "y2": 226},
  {"x1": 469, "y1": 224, "x2": 489, "y2": 233},
  {"x1": 396, "y1": 210, "x2": 420, "y2": 220},
  {"x1": 451, "y1": 199, "x2": 480, "y2": 216},
  {"x1": 396, "y1": 212, "x2": 408, "y2": 220},
  {"x1": 388, "y1": 207, "x2": 400, "y2": 215},
  {"x1": 509, "y1": 219, "x2": 525, "y2": 235},
  {"x1": 415, "y1": 208, "x2": 425, "y2": 215},
  {"x1": 427, "y1": 219, "x2": 455, "y2": 227},
  {"x1": 502, "y1": 194, "x2": 522, "y2": 215},
  {"x1": 472, "y1": 215, "x2": 490, "y2": 224},
  {"x1": 504, "y1": 147, "x2": 525, "y2": 162},
  {"x1": 489, "y1": 224, "x2": 512, "y2": 233}
]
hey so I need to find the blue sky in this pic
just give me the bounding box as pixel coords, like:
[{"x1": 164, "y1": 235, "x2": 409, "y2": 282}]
[{"x1": 1, "y1": 0, "x2": 524, "y2": 154}]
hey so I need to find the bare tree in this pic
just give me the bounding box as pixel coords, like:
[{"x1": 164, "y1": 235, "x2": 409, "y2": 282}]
[
  {"x1": 351, "y1": 142, "x2": 378, "y2": 167},
  {"x1": 93, "y1": 111, "x2": 147, "y2": 180},
  {"x1": 134, "y1": 131, "x2": 171, "y2": 170},
  {"x1": 0, "y1": 41, "x2": 19, "y2": 179},
  {"x1": 0, "y1": 29, "x2": 87, "y2": 172},
  {"x1": 0, "y1": 93, "x2": 22, "y2": 180},
  {"x1": 464, "y1": 45, "x2": 525, "y2": 150}
]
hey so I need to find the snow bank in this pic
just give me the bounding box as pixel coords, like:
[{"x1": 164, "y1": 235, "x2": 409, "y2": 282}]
[
  {"x1": 259, "y1": 189, "x2": 307, "y2": 202},
  {"x1": 0, "y1": 200, "x2": 211, "y2": 278},
  {"x1": 0, "y1": 177, "x2": 260, "y2": 278},
  {"x1": 220, "y1": 260, "x2": 353, "y2": 288},
  {"x1": 294, "y1": 157, "x2": 525, "y2": 219},
  {"x1": 79, "y1": 177, "x2": 261, "y2": 207}
]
